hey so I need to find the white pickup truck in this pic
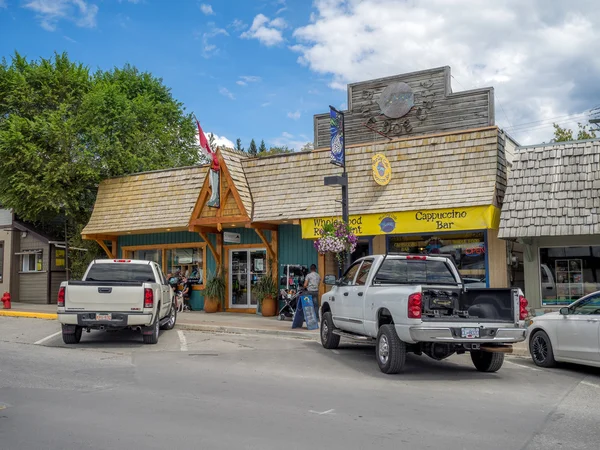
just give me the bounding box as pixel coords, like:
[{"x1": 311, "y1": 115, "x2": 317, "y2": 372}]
[
  {"x1": 320, "y1": 254, "x2": 528, "y2": 374},
  {"x1": 57, "y1": 259, "x2": 177, "y2": 345}
]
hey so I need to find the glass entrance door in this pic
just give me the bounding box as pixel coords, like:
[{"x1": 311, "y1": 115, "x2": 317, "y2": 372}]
[{"x1": 229, "y1": 249, "x2": 267, "y2": 308}]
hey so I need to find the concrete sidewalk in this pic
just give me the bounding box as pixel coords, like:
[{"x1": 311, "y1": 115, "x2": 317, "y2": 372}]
[{"x1": 0, "y1": 303, "x2": 319, "y2": 339}]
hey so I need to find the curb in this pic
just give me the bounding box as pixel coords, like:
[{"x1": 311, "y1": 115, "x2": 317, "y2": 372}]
[
  {"x1": 0, "y1": 310, "x2": 57, "y2": 320},
  {"x1": 176, "y1": 322, "x2": 319, "y2": 340}
]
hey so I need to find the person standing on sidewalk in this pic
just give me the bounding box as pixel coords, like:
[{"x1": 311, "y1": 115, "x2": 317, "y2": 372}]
[{"x1": 303, "y1": 264, "x2": 321, "y2": 319}]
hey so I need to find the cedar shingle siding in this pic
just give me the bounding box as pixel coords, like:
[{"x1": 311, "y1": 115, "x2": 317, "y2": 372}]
[{"x1": 499, "y1": 139, "x2": 600, "y2": 239}]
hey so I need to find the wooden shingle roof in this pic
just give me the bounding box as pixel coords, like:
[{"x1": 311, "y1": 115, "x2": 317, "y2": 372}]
[
  {"x1": 499, "y1": 140, "x2": 600, "y2": 239},
  {"x1": 242, "y1": 127, "x2": 505, "y2": 222},
  {"x1": 82, "y1": 166, "x2": 208, "y2": 236},
  {"x1": 220, "y1": 148, "x2": 253, "y2": 217}
]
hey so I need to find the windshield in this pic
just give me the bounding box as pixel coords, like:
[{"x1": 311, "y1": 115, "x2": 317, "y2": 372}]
[
  {"x1": 374, "y1": 259, "x2": 458, "y2": 285},
  {"x1": 85, "y1": 263, "x2": 156, "y2": 282}
]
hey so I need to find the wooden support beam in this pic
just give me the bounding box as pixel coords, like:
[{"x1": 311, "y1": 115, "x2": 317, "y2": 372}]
[
  {"x1": 254, "y1": 228, "x2": 275, "y2": 261},
  {"x1": 199, "y1": 232, "x2": 220, "y2": 268},
  {"x1": 95, "y1": 239, "x2": 114, "y2": 258},
  {"x1": 111, "y1": 239, "x2": 118, "y2": 259},
  {"x1": 318, "y1": 253, "x2": 326, "y2": 300},
  {"x1": 190, "y1": 215, "x2": 249, "y2": 226},
  {"x1": 246, "y1": 223, "x2": 278, "y2": 232},
  {"x1": 83, "y1": 234, "x2": 116, "y2": 241},
  {"x1": 271, "y1": 229, "x2": 278, "y2": 283}
]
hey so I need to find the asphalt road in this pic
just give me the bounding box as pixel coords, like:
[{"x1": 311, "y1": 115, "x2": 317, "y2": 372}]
[{"x1": 1, "y1": 317, "x2": 600, "y2": 450}]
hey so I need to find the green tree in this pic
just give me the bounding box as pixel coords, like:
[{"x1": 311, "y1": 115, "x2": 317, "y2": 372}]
[
  {"x1": 552, "y1": 123, "x2": 597, "y2": 142},
  {"x1": 258, "y1": 139, "x2": 267, "y2": 153},
  {"x1": 256, "y1": 145, "x2": 295, "y2": 157},
  {"x1": 300, "y1": 142, "x2": 314, "y2": 152},
  {"x1": 235, "y1": 138, "x2": 244, "y2": 152},
  {"x1": 248, "y1": 138, "x2": 258, "y2": 156},
  {"x1": 0, "y1": 52, "x2": 198, "y2": 277}
]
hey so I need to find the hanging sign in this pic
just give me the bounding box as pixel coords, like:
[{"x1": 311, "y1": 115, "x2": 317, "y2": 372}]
[
  {"x1": 372, "y1": 153, "x2": 392, "y2": 185},
  {"x1": 301, "y1": 205, "x2": 501, "y2": 239},
  {"x1": 329, "y1": 106, "x2": 345, "y2": 167},
  {"x1": 223, "y1": 231, "x2": 241, "y2": 244}
]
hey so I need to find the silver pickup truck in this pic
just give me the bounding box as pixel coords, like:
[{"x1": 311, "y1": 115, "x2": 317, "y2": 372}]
[
  {"x1": 320, "y1": 254, "x2": 528, "y2": 374},
  {"x1": 57, "y1": 259, "x2": 177, "y2": 345}
]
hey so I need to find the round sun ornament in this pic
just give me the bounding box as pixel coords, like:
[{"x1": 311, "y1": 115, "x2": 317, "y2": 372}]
[{"x1": 372, "y1": 153, "x2": 392, "y2": 186}]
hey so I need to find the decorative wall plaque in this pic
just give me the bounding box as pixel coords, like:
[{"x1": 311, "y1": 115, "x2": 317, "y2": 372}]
[{"x1": 377, "y1": 82, "x2": 414, "y2": 119}]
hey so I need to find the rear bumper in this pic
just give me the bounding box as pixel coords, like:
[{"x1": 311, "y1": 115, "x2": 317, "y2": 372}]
[
  {"x1": 408, "y1": 326, "x2": 526, "y2": 344},
  {"x1": 58, "y1": 312, "x2": 153, "y2": 327}
]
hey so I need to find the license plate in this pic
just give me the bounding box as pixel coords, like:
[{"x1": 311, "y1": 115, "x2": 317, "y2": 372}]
[
  {"x1": 96, "y1": 313, "x2": 112, "y2": 321},
  {"x1": 461, "y1": 327, "x2": 479, "y2": 338}
]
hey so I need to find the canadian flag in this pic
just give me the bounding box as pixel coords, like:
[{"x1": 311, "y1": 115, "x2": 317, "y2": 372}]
[{"x1": 194, "y1": 116, "x2": 219, "y2": 171}]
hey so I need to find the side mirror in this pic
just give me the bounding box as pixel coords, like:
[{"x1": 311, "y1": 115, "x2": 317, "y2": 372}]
[
  {"x1": 324, "y1": 275, "x2": 337, "y2": 285},
  {"x1": 559, "y1": 307, "x2": 570, "y2": 315}
]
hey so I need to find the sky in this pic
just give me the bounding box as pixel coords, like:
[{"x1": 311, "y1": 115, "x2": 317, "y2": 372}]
[{"x1": 1, "y1": 0, "x2": 599, "y2": 150}]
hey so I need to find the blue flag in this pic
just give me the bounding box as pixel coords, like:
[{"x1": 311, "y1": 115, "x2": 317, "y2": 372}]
[{"x1": 330, "y1": 106, "x2": 345, "y2": 167}]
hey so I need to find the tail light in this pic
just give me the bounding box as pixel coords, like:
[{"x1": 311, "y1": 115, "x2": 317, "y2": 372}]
[
  {"x1": 57, "y1": 287, "x2": 65, "y2": 307},
  {"x1": 407, "y1": 255, "x2": 427, "y2": 261},
  {"x1": 408, "y1": 292, "x2": 422, "y2": 319},
  {"x1": 519, "y1": 295, "x2": 528, "y2": 320},
  {"x1": 144, "y1": 288, "x2": 154, "y2": 309}
]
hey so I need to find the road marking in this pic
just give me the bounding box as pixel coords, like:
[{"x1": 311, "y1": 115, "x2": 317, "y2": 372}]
[
  {"x1": 505, "y1": 360, "x2": 541, "y2": 372},
  {"x1": 309, "y1": 409, "x2": 335, "y2": 415},
  {"x1": 332, "y1": 350, "x2": 340, "y2": 355},
  {"x1": 581, "y1": 380, "x2": 600, "y2": 389},
  {"x1": 177, "y1": 330, "x2": 188, "y2": 352},
  {"x1": 34, "y1": 331, "x2": 61, "y2": 345}
]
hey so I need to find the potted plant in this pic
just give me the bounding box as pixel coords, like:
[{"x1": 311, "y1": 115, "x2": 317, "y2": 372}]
[
  {"x1": 253, "y1": 274, "x2": 278, "y2": 317},
  {"x1": 204, "y1": 270, "x2": 225, "y2": 313}
]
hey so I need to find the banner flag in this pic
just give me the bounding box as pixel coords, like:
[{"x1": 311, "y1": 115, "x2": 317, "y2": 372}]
[{"x1": 329, "y1": 106, "x2": 345, "y2": 167}]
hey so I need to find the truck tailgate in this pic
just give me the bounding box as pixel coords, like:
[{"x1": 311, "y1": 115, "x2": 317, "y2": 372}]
[{"x1": 65, "y1": 282, "x2": 145, "y2": 312}]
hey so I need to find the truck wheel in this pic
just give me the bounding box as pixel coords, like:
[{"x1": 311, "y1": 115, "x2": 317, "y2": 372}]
[
  {"x1": 529, "y1": 330, "x2": 556, "y2": 368},
  {"x1": 143, "y1": 314, "x2": 160, "y2": 345},
  {"x1": 376, "y1": 324, "x2": 406, "y2": 374},
  {"x1": 470, "y1": 350, "x2": 504, "y2": 372},
  {"x1": 321, "y1": 312, "x2": 340, "y2": 349},
  {"x1": 160, "y1": 303, "x2": 177, "y2": 330},
  {"x1": 62, "y1": 326, "x2": 82, "y2": 344}
]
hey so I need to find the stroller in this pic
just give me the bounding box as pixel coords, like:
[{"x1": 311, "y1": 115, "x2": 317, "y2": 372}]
[{"x1": 277, "y1": 288, "x2": 304, "y2": 321}]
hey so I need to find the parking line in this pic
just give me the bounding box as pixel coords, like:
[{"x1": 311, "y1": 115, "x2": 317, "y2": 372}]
[
  {"x1": 505, "y1": 360, "x2": 541, "y2": 372},
  {"x1": 34, "y1": 331, "x2": 61, "y2": 345},
  {"x1": 581, "y1": 380, "x2": 600, "y2": 389},
  {"x1": 177, "y1": 330, "x2": 188, "y2": 352}
]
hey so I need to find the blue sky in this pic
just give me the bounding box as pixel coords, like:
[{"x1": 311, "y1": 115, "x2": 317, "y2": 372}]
[
  {"x1": 0, "y1": 0, "x2": 345, "y2": 150},
  {"x1": 1, "y1": 0, "x2": 599, "y2": 148}
]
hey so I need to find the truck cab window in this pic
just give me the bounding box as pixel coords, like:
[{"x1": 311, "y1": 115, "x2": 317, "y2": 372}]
[
  {"x1": 374, "y1": 259, "x2": 456, "y2": 285},
  {"x1": 341, "y1": 263, "x2": 361, "y2": 285},
  {"x1": 356, "y1": 260, "x2": 373, "y2": 286}
]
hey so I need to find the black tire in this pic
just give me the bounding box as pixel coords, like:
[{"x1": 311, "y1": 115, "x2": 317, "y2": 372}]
[
  {"x1": 160, "y1": 303, "x2": 177, "y2": 330},
  {"x1": 376, "y1": 324, "x2": 406, "y2": 374},
  {"x1": 320, "y1": 312, "x2": 340, "y2": 349},
  {"x1": 470, "y1": 350, "x2": 504, "y2": 372},
  {"x1": 529, "y1": 330, "x2": 556, "y2": 368},
  {"x1": 62, "y1": 326, "x2": 82, "y2": 344},
  {"x1": 143, "y1": 313, "x2": 160, "y2": 345}
]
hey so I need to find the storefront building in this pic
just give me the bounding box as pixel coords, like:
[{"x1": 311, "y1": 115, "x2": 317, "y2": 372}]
[
  {"x1": 499, "y1": 139, "x2": 600, "y2": 311},
  {"x1": 82, "y1": 66, "x2": 517, "y2": 312}
]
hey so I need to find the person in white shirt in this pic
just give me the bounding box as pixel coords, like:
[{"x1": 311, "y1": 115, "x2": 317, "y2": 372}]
[{"x1": 303, "y1": 264, "x2": 321, "y2": 319}]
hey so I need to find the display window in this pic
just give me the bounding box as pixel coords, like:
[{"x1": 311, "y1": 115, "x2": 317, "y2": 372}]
[
  {"x1": 166, "y1": 248, "x2": 203, "y2": 282},
  {"x1": 539, "y1": 246, "x2": 600, "y2": 306},
  {"x1": 387, "y1": 232, "x2": 487, "y2": 286}
]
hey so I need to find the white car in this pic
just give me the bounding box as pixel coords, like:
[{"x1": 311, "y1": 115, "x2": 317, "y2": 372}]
[{"x1": 527, "y1": 291, "x2": 600, "y2": 368}]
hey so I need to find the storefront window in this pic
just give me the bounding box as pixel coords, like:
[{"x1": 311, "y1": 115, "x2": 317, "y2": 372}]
[
  {"x1": 539, "y1": 246, "x2": 600, "y2": 306},
  {"x1": 132, "y1": 249, "x2": 162, "y2": 267},
  {"x1": 387, "y1": 232, "x2": 486, "y2": 286},
  {"x1": 166, "y1": 248, "x2": 203, "y2": 283}
]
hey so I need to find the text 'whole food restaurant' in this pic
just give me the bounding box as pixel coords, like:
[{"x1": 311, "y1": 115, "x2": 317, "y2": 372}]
[{"x1": 79, "y1": 66, "x2": 519, "y2": 312}]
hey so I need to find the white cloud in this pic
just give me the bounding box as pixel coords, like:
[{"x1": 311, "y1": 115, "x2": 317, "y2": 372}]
[
  {"x1": 24, "y1": 0, "x2": 98, "y2": 31},
  {"x1": 241, "y1": 13, "x2": 285, "y2": 46},
  {"x1": 207, "y1": 133, "x2": 234, "y2": 149},
  {"x1": 199, "y1": 3, "x2": 214, "y2": 15},
  {"x1": 0, "y1": 0, "x2": 7, "y2": 9},
  {"x1": 195, "y1": 23, "x2": 228, "y2": 58},
  {"x1": 219, "y1": 87, "x2": 235, "y2": 100},
  {"x1": 229, "y1": 18, "x2": 246, "y2": 32},
  {"x1": 63, "y1": 35, "x2": 77, "y2": 42},
  {"x1": 292, "y1": 0, "x2": 600, "y2": 145},
  {"x1": 236, "y1": 75, "x2": 262, "y2": 86},
  {"x1": 287, "y1": 110, "x2": 301, "y2": 120},
  {"x1": 271, "y1": 131, "x2": 309, "y2": 151},
  {"x1": 261, "y1": 102, "x2": 271, "y2": 107}
]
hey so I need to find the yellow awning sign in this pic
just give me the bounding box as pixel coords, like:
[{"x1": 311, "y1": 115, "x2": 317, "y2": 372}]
[{"x1": 301, "y1": 205, "x2": 501, "y2": 239}]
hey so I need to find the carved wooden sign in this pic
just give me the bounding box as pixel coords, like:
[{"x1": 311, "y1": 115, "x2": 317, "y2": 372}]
[{"x1": 313, "y1": 66, "x2": 494, "y2": 148}]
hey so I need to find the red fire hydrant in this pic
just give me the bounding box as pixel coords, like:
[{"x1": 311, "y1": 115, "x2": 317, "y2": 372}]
[{"x1": 1, "y1": 292, "x2": 11, "y2": 309}]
